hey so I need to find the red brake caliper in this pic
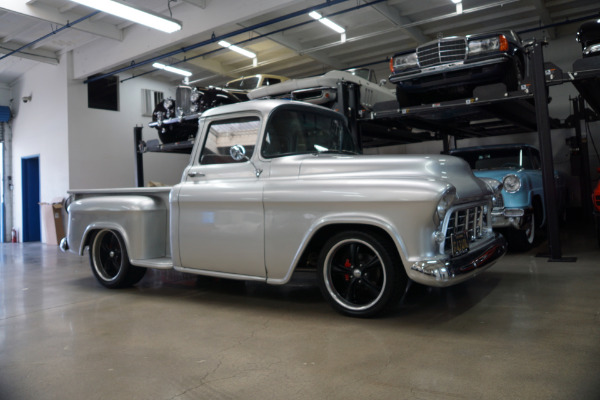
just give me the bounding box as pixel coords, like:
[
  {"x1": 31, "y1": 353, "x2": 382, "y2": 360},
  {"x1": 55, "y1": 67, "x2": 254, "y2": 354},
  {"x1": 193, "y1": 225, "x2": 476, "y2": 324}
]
[{"x1": 344, "y1": 258, "x2": 352, "y2": 281}]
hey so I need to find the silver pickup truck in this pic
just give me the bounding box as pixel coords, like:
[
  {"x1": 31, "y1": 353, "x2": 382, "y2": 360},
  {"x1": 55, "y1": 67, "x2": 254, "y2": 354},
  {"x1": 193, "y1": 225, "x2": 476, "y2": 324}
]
[{"x1": 61, "y1": 100, "x2": 506, "y2": 317}]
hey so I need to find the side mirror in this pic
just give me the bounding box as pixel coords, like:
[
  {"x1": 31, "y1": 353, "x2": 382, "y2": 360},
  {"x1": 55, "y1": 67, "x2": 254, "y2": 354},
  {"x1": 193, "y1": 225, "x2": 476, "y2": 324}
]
[
  {"x1": 230, "y1": 144, "x2": 247, "y2": 161},
  {"x1": 379, "y1": 79, "x2": 387, "y2": 87}
]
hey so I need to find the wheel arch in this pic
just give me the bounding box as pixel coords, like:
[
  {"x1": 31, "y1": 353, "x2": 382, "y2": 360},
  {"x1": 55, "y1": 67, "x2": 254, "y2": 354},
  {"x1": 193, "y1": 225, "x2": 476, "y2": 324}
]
[
  {"x1": 79, "y1": 223, "x2": 131, "y2": 257},
  {"x1": 288, "y1": 221, "x2": 408, "y2": 280}
]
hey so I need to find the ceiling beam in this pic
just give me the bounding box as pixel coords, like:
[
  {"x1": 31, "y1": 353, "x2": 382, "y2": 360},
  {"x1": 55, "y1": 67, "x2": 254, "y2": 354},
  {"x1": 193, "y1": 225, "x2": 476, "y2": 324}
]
[
  {"x1": 368, "y1": 2, "x2": 429, "y2": 45},
  {"x1": 0, "y1": 1, "x2": 122, "y2": 41},
  {"x1": 182, "y1": 0, "x2": 208, "y2": 9},
  {"x1": 530, "y1": 0, "x2": 556, "y2": 38},
  {"x1": 0, "y1": 42, "x2": 59, "y2": 64}
]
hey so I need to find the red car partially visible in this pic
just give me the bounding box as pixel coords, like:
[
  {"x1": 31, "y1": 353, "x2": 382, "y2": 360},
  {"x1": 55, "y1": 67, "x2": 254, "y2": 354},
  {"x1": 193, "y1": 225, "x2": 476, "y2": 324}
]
[{"x1": 593, "y1": 168, "x2": 600, "y2": 246}]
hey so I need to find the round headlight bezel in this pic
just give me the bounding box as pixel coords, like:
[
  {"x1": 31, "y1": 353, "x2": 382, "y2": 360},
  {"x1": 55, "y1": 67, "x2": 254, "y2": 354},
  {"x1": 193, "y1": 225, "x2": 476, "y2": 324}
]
[
  {"x1": 434, "y1": 186, "x2": 457, "y2": 226},
  {"x1": 503, "y1": 174, "x2": 522, "y2": 193}
]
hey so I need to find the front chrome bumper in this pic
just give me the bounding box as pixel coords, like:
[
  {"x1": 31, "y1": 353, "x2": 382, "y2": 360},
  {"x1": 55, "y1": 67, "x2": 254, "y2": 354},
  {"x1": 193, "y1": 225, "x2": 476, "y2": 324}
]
[
  {"x1": 409, "y1": 232, "x2": 507, "y2": 287},
  {"x1": 491, "y1": 207, "x2": 531, "y2": 229}
]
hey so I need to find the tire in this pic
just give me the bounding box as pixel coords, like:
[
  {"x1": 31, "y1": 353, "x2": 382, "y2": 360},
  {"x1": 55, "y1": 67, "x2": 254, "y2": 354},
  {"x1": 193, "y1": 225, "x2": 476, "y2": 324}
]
[
  {"x1": 89, "y1": 229, "x2": 147, "y2": 288},
  {"x1": 506, "y1": 212, "x2": 535, "y2": 251},
  {"x1": 396, "y1": 86, "x2": 421, "y2": 108},
  {"x1": 317, "y1": 231, "x2": 407, "y2": 317}
]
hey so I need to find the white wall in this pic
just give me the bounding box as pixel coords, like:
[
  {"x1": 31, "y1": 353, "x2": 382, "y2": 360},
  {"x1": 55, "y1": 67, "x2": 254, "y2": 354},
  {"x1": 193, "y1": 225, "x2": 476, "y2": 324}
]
[
  {"x1": 8, "y1": 53, "x2": 191, "y2": 242},
  {"x1": 66, "y1": 60, "x2": 190, "y2": 189},
  {"x1": 0, "y1": 84, "x2": 10, "y2": 105},
  {"x1": 10, "y1": 59, "x2": 70, "y2": 243}
]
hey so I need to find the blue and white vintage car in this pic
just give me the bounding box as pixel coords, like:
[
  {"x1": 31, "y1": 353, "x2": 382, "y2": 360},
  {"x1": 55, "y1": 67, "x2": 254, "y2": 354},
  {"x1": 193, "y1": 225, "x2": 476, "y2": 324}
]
[{"x1": 450, "y1": 144, "x2": 565, "y2": 251}]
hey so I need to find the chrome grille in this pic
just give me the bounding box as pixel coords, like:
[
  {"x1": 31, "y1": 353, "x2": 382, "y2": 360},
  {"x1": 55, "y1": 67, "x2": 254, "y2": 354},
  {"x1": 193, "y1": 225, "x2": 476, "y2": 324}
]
[
  {"x1": 416, "y1": 38, "x2": 467, "y2": 68},
  {"x1": 492, "y1": 193, "x2": 504, "y2": 209},
  {"x1": 444, "y1": 203, "x2": 488, "y2": 254}
]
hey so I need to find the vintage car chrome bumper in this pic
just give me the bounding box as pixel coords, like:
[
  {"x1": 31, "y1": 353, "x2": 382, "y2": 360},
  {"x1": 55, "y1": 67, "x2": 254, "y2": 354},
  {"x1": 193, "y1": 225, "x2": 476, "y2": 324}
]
[
  {"x1": 409, "y1": 233, "x2": 506, "y2": 287},
  {"x1": 491, "y1": 207, "x2": 531, "y2": 229},
  {"x1": 389, "y1": 56, "x2": 509, "y2": 84}
]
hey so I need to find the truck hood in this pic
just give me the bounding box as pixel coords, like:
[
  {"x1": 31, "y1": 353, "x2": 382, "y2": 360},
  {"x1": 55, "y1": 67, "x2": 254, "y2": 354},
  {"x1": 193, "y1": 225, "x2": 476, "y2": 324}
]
[{"x1": 295, "y1": 154, "x2": 490, "y2": 201}]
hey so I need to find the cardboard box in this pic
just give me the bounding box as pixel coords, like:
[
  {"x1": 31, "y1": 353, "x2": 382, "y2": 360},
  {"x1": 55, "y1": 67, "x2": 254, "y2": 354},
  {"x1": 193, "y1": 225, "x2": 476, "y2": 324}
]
[{"x1": 40, "y1": 199, "x2": 65, "y2": 245}]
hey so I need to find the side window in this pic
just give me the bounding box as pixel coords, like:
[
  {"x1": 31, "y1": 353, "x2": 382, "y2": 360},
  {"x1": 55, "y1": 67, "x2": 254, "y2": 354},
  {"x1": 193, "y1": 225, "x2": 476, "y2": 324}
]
[
  {"x1": 200, "y1": 117, "x2": 260, "y2": 165},
  {"x1": 529, "y1": 148, "x2": 541, "y2": 170},
  {"x1": 263, "y1": 78, "x2": 281, "y2": 86}
]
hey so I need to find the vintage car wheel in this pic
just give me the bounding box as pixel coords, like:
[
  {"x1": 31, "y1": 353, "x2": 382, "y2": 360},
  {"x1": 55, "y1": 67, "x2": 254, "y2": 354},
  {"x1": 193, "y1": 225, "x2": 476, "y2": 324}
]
[
  {"x1": 89, "y1": 229, "x2": 146, "y2": 288},
  {"x1": 506, "y1": 213, "x2": 535, "y2": 251},
  {"x1": 317, "y1": 231, "x2": 406, "y2": 317}
]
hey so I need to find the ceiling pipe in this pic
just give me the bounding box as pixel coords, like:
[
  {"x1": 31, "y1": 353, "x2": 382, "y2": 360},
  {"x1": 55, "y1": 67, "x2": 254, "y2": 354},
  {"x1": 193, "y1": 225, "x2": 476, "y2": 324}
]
[
  {"x1": 120, "y1": 0, "x2": 387, "y2": 83},
  {"x1": 85, "y1": 0, "x2": 357, "y2": 84},
  {"x1": 0, "y1": 11, "x2": 100, "y2": 62}
]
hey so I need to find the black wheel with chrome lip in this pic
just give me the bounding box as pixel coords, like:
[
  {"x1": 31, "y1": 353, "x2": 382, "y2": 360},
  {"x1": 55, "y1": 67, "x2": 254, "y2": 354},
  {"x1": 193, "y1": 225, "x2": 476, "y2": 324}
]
[
  {"x1": 89, "y1": 229, "x2": 146, "y2": 288},
  {"x1": 317, "y1": 231, "x2": 406, "y2": 317}
]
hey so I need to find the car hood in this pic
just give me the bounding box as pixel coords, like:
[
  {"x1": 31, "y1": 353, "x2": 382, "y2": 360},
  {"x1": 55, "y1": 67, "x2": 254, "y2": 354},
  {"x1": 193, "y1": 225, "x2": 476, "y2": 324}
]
[
  {"x1": 293, "y1": 154, "x2": 490, "y2": 201},
  {"x1": 472, "y1": 169, "x2": 517, "y2": 181}
]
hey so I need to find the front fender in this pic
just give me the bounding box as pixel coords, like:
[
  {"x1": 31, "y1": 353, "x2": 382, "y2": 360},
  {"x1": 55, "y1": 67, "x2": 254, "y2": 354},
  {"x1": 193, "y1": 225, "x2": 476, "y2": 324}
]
[{"x1": 266, "y1": 213, "x2": 410, "y2": 285}]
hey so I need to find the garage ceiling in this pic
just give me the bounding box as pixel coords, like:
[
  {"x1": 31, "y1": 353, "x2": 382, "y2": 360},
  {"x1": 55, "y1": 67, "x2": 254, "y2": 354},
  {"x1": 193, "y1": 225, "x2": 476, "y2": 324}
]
[{"x1": 1, "y1": 0, "x2": 599, "y2": 89}]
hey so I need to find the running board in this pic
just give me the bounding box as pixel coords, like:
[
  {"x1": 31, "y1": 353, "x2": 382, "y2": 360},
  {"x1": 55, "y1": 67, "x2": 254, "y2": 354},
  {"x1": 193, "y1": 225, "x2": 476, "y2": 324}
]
[{"x1": 130, "y1": 257, "x2": 173, "y2": 269}]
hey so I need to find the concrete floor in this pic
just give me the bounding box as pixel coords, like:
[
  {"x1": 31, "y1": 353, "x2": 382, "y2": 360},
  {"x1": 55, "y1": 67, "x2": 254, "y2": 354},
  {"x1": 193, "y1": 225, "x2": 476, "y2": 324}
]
[{"x1": 1, "y1": 224, "x2": 599, "y2": 400}]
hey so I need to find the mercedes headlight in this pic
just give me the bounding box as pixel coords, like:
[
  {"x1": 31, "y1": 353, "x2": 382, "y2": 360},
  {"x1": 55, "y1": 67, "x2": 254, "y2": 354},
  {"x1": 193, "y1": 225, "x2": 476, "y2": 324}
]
[
  {"x1": 468, "y1": 35, "x2": 508, "y2": 55},
  {"x1": 503, "y1": 174, "x2": 521, "y2": 193},
  {"x1": 390, "y1": 52, "x2": 418, "y2": 73},
  {"x1": 434, "y1": 186, "x2": 456, "y2": 226}
]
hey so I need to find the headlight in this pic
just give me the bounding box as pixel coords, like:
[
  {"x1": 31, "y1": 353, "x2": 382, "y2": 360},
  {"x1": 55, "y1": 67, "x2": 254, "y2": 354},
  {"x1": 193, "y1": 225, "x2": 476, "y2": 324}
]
[
  {"x1": 163, "y1": 98, "x2": 174, "y2": 109},
  {"x1": 434, "y1": 187, "x2": 456, "y2": 226},
  {"x1": 503, "y1": 174, "x2": 521, "y2": 193},
  {"x1": 190, "y1": 91, "x2": 201, "y2": 102},
  {"x1": 585, "y1": 43, "x2": 600, "y2": 56},
  {"x1": 468, "y1": 35, "x2": 508, "y2": 55},
  {"x1": 390, "y1": 52, "x2": 418, "y2": 73}
]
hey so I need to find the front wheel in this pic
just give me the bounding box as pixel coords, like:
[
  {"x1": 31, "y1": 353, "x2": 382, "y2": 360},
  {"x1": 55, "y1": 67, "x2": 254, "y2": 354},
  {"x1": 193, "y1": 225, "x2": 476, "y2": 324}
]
[
  {"x1": 506, "y1": 213, "x2": 535, "y2": 251},
  {"x1": 317, "y1": 231, "x2": 406, "y2": 317},
  {"x1": 89, "y1": 229, "x2": 147, "y2": 288}
]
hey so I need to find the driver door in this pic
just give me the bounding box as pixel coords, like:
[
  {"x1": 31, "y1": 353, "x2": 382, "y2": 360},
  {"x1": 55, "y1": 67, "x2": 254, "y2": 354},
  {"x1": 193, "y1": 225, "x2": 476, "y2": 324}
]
[{"x1": 177, "y1": 114, "x2": 267, "y2": 278}]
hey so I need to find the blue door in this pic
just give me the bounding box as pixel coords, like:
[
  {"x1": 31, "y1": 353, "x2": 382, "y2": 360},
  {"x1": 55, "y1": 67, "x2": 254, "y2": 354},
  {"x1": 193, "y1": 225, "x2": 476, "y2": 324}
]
[{"x1": 22, "y1": 156, "x2": 41, "y2": 242}]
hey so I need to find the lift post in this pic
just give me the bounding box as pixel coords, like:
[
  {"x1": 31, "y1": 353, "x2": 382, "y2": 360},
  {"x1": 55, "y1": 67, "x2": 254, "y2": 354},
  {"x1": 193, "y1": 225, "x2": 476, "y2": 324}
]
[
  {"x1": 530, "y1": 41, "x2": 576, "y2": 262},
  {"x1": 134, "y1": 126, "x2": 144, "y2": 188}
]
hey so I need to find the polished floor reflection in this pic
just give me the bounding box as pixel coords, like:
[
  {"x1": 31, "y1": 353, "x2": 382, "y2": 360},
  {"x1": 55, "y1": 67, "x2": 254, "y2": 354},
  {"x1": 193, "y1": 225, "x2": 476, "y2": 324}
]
[{"x1": 1, "y1": 223, "x2": 599, "y2": 399}]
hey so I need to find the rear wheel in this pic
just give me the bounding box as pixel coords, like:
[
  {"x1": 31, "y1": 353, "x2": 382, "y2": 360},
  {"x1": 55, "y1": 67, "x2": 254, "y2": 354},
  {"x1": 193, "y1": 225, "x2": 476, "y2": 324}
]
[
  {"x1": 89, "y1": 229, "x2": 146, "y2": 288},
  {"x1": 317, "y1": 231, "x2": 406, "y2": 317}
]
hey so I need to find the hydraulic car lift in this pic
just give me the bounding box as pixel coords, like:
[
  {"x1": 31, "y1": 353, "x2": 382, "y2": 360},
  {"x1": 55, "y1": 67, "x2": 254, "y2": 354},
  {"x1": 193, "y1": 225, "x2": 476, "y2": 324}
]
[{"x1": 134, "y1": 40, "x2": 600, "y2": 262}]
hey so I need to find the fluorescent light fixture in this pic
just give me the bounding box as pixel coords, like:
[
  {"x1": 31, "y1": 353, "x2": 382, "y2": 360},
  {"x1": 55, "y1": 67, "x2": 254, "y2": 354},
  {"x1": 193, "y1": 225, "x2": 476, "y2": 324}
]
[
  {"x1": 308, "y1": 11, "x2": 345, "y2": 34},
  {"x1": 341, "y1": 33, "x2": 346, "y2": 43},
  {"x1": 451, "y1": 0, "x2": 462, "y2": 3},
  {"x1": 70, "y1": 0, "x2": 182, "y2": 33},
  {"x1": 218, "y1": 40, "x2": 257, "y2": 59},
  {"x1": 152, "y1": 62, "x2": 192, "y2": 77}
]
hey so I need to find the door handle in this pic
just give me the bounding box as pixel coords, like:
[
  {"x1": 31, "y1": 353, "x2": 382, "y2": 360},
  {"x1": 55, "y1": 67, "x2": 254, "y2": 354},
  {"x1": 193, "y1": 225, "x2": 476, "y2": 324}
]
[{"x1": 187, "y1": 171, "x2": 205, "y2": 178}]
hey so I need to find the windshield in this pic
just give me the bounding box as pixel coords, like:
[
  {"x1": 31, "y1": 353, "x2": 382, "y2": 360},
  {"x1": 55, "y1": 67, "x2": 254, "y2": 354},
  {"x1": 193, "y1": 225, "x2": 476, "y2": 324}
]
[
  {"x1": 453, "y1": 147, "x2": 536, "y2": 170},
  {"x1": 225, "y1": 77, "x2": 260, "y2": 90},
  {"x1": 262, "y1": 106, "x2": 358, "y2": 158}
]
